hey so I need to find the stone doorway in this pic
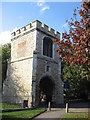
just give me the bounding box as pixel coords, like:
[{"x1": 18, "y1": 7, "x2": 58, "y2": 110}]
[{"x1": 39, "y1": 76, "x2": 54, "y2": 106}]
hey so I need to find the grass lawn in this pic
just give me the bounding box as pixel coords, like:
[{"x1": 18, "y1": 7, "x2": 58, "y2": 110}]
[
  {"x1": 0, "y1": 103, "x2": 21, "y2": 110},
  {"x1": 61, "y1": 113, "x2": 89, "y2": 120},
  {"x1": 2, "y1": 108, "x2": 45, "y2": 120}
]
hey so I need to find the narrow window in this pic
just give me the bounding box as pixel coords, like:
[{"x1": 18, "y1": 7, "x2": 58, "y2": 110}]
[
  {"x1": 47, "y1": 66, "x2": 49, "y2": 72},
  {"x1": 43, "y1": 37, "x2": 53, "y2": 58}
]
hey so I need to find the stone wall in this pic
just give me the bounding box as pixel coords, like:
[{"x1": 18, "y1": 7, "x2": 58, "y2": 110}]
[
  {"x1": 3, "y1": 20, "x2": 64, "y2": 107},
  {"x1": 3, "y1": 24, "x2": 37, "y2": 107},
  {"x1": 34, "y1": 58, "x2": 63, "y2": 105},
  {"x1": 35, "y1": 32, "x2": 63, "y2": 105},
  {"x1": 3, "y1": 59, "x2": 33, "y2": 107}
]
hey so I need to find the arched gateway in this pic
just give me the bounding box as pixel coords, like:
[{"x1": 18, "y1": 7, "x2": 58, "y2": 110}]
[
  {"x1": 3, "y1": 20, "x2": 64, "y2": 107},
  {"x1": 39, "y1": 76, "x2": 54, "y2": 106}
]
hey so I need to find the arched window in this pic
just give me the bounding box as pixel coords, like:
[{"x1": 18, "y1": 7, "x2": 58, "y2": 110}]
[{"x1": 43, "y1": 37, "x2": 53, "y2": 58}]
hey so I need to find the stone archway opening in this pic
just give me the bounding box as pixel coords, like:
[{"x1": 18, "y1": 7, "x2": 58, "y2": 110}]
[{"x1": 39, "y1": 76, "x2": 54, "y2": 106}]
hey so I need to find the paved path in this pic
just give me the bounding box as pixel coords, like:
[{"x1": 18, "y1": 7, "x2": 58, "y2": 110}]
[
  {"x1": 33, "y1": 107, "x2": 88, "y2": 120},
  {"x1": 33, "y1": 102, "x2": 89, "y2": 120},
  {"x1": 33, "y1": 109, "x2": 65, "y2": 120}
]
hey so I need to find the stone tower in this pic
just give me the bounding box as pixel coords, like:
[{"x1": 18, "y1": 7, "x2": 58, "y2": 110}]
[{"x1": 3, "y1": 20, "x2": 64, "y2": 107}]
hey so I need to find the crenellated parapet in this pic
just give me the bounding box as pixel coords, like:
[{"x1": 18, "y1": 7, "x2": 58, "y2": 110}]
[{"x1": 11, "y1": 20, "x2": 60, "y2": 40}]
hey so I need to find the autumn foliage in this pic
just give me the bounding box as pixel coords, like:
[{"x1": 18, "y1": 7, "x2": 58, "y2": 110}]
[{"x1": 54, "y1": 2, "x2": 90, "y2": 65}]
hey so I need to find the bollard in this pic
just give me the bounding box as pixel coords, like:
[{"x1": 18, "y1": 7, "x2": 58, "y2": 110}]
[
  {"x1": 47, "y1": 101, "x2": 51, "y2": 111},
  {"x1": 66, "y1": 103, "x2": 68, "y2": 113}
]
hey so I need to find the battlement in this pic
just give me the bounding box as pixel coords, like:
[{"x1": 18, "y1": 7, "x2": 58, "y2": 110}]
[{"x1": 11, "y1": 20, "x2": 60, "y2": 39}]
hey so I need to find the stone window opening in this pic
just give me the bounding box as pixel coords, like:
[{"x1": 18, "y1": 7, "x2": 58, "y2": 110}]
[
  {"x1": 45, "y1": 65, "x2": 51, "y2": 72},
  {"x1": 23, "y1": 100, "x2": 28, "y2": 108},
  {"x1": 47, "y1": 66, "x2": 49, "y2": 72},
  {"x1": 43, "y1": 37, "x2": 53, "y2": 58}
]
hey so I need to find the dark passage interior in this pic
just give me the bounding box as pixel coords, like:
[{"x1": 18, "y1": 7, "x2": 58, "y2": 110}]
[{"x1": 39, "y1": 76, "x2": 54, "y2": 106}]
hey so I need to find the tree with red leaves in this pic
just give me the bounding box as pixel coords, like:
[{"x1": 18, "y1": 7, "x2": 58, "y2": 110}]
[{"x1": 54, "y1": 2, "x2": 90, "y2": 80}]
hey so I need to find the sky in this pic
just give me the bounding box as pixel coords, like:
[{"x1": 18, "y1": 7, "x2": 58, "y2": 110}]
[{"x1": 0, "y1": 1, "x2": 82, "y2": 45}]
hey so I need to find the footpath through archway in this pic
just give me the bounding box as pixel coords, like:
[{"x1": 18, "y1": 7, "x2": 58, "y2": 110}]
[{"x1": 39, "y1": 76, "x2": 54, "y2": 107}]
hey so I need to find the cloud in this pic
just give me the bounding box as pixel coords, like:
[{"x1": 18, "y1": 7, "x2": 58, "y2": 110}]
[
  {"x1": 0, "y1": 31, "x2": 11, "y2": 45},
  {"x1": 37, "y1": 0, "x2": 50, "y2": 13},
  {"x1": 41, "y1": 6, "x2": 50, "y2": 12},
  {"x1": 37, "y1": 0, "x2": 45, "y2": 7},
  {"x1": 0, "y1": 28, "x2": 18, "y2": 45},
  {"x1": 37, "y1": 2, "x2": 44, "y2": 7}
]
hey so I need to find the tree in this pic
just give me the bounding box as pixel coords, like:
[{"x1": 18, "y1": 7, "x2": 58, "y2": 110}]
[
  {"x1": 54, "y1": 2, "x2": 90, "y2": 80},
  {"x1": 62, "y1": 63, "x2": 88, "y2": 100},
  {"x1": 2, "y1": 43, "x2": 11, "y2": 82},
  {"x1": 2, "y1": 43, "x2": 11, "y2": 64}
]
